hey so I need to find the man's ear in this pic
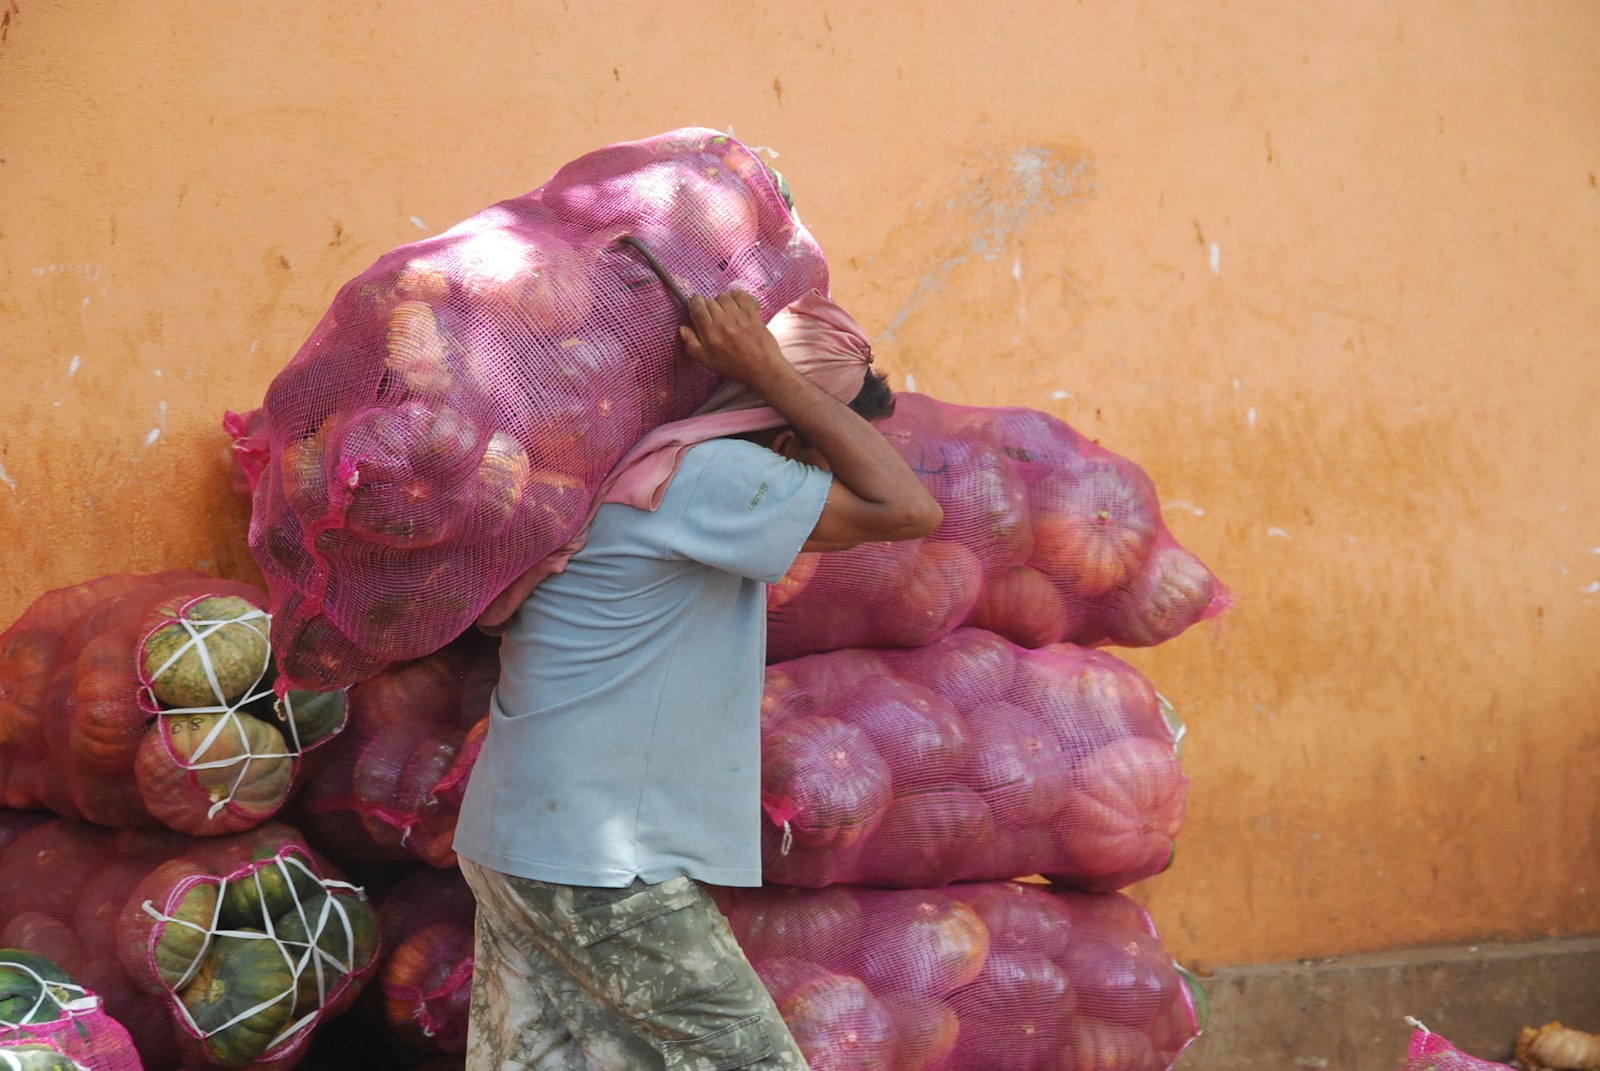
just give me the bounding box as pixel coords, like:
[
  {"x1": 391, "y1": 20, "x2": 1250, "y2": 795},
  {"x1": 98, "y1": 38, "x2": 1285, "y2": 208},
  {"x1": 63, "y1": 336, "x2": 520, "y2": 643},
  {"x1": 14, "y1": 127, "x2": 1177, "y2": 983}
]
[{"x1": 770, "y1": 428, "x2": 801, "y2": 460}]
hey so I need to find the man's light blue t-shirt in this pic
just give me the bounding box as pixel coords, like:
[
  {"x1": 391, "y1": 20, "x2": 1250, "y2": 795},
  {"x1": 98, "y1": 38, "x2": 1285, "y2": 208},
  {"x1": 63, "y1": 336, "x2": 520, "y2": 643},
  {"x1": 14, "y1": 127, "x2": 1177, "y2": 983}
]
[{"x1": 453, "y1": 438, "x2": 833, "y2": 888}]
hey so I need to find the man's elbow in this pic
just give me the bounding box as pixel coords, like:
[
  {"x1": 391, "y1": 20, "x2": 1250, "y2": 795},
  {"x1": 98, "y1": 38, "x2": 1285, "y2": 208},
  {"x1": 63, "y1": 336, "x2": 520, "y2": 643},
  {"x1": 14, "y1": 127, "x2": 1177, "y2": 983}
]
[{"x1": 891, "y1": 493, "x2": 943, "y2": 541}]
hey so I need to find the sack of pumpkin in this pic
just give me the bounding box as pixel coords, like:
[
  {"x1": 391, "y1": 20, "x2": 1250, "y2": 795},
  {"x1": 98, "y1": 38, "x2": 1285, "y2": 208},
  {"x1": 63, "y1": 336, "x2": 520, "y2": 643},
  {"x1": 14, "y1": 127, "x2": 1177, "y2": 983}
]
[
  {"x1": 0, "y1": 1044, "x2": 95, "y2": 1071},
  {"x1": 760, "y1": 629, "x2": 1188, "y2": 892},
  {"x1": 248, "y1": 126, "x2": 828, "y2": 693},
  {"x1": 0, "y1": 817, "x2": 379, "y2": 1071},
  {"x1": 713, "y1": 880, "x2": 1204, "y2": 1071},
  {"x1": 767, "y1": 393, "x2": 1229, "y2": 662},
  {"x1": 371, "y1": 867, "x2": 475, "y2": 1057},
  {"x1": 0, "y1": 572, "x2": 345, "y2": 836},
  {"x1": 289, "y1": 634, "x2": 497, "y2": 869},
  {"x1": 0, "y1": 949, "x2": 143, "y2": 1070}
]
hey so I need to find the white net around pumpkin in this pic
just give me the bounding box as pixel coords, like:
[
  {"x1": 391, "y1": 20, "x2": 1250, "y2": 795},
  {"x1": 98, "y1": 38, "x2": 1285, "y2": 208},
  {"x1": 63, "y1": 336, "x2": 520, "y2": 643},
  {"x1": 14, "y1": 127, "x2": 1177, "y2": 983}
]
[
  {"x1": 0, "y1": 952, "x2": 140, "y2": 1071},
  {"x1": 0, "y1": 818, "x2": 377, "y2": 1070},
  {"x1": 0, "y1": 571, "x2": 345, "y2": 836}
]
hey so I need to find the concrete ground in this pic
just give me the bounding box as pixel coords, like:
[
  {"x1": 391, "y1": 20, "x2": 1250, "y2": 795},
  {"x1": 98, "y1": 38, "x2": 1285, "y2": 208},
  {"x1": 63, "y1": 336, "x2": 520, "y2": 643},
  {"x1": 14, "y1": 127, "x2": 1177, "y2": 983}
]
[{"x1": 1175, "y1": 937, "x2": 1600, "y2": 1069}]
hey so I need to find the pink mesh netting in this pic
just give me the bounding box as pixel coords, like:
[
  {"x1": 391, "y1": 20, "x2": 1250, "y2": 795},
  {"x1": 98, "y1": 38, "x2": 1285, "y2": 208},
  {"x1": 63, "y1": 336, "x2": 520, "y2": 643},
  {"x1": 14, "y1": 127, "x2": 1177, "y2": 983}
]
[
  {"x1": 766, "y1": 394, "x2": 1229, "y2": 662},
  {"x1": 249, "y1": 127, "x2": 829, "y2": 692},
  {"x1": 0, "y1": 573, "x2": 345, "y2": 837},
  {"x1": 713, "y1": 880, "x2": 1202, "y2": 1071},
  {"x1": 290, "y1": 635, "x2": 498, "y2": 869},
  {"x1": 0, "y1": 950, "x2": 144, "y2": 1071},
  {"x1": 1404, "y1": 1027, "x2": 1516, "y2": 1070},
  {"x1": 0, "y1": 818, "x2": 378, "y2": 1071},
  {"x1": 759, "y1": 629, "x2": 1187, "y2": 892},
  {"x1": 223, "y1": 408, "x2": 271, "y2": 502},
  {"x1": 372, "y1": 867, "x2": 476, "y2": 1057}
]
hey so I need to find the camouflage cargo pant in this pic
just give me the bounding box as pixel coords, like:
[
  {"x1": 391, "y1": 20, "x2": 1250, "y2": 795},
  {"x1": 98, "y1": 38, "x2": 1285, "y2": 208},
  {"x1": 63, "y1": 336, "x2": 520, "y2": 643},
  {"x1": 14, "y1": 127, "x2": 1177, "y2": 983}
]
[{"x1": 459, "y1": 859, "x2": 810, "y2": 1071}]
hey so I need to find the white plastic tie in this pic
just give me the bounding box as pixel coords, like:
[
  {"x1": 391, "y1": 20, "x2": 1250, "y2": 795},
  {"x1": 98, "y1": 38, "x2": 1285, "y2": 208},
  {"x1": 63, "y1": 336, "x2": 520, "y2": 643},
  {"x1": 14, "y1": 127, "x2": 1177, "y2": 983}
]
[
  {"x1": 779, "y1": 821, "x2": 794, "y2": 856},
  {"x1": 0, "y1": 958, "x2": 91, "y2": 1029}
]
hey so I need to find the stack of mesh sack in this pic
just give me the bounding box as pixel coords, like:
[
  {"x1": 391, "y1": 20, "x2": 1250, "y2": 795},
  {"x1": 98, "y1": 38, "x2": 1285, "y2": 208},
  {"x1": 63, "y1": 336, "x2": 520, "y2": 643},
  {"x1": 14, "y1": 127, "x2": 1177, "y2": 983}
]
[
  {"x1": 337, "y1": 396, "x2": 1224, "y2": 1067},
  {"x1": 736, "y1": 393, "x2": 1226, "y2": 1070}
]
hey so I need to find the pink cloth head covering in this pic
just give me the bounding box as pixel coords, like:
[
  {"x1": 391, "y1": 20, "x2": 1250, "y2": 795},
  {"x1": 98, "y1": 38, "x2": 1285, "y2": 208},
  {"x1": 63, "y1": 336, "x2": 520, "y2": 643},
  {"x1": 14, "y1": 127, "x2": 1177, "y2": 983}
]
[{"x1": 475, "y1": 289, "x2": 873, "y2": 631}]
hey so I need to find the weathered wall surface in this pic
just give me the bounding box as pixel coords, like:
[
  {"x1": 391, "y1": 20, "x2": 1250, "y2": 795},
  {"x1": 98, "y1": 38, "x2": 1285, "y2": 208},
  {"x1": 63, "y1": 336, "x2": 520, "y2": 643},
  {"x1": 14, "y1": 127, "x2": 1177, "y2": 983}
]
[{"x1": 1, "y1": 1, "x2": 1596, "y2": 967}]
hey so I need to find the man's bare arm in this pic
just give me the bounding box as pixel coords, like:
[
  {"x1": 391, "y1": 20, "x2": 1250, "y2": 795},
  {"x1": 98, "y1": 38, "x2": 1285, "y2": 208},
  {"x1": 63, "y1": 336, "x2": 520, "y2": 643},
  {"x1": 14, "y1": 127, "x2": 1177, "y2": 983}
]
[{"x1": 679, "y1": 291, "x2": 942, "y2": 551}]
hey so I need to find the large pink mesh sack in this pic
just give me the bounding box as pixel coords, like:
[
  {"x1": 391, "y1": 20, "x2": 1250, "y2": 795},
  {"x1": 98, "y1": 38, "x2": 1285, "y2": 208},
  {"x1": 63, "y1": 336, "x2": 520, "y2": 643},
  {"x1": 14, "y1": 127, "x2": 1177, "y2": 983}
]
[
  {"x1": 0, "y1": 949, "x2": 144, "y2": 1070},
  {"x1": 249, "y1": 127, "x2": 829, "y2": 692},
  {"x1": 759, "y1": 629, "x2": 1187, "y2": 892},
  {"x1": 289, "y1": 635, "x2": 497, "y2": 869},
  {"x1": 0, "y1": 573, "x2": 346, "y2": 836},
  {"x1": 713, "y1": 880, "x2": 1203, "y2": 1071},
  {"x1": 372, "y1": 867, "x2": 475, "y2": 1058},
  {"x1": 766, "y1": 394, "x2": 1229, "y2": 662},
  {"x1": 0, "y1": 817, "x2": 379, "y2": 1071}
]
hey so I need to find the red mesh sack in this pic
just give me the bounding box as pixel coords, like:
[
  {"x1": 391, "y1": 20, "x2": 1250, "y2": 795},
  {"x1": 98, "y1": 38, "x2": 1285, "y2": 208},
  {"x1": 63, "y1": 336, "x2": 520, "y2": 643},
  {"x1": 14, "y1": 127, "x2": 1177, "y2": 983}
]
[
  {"x1": 0, "y1": 813, "x2": 51, "y2": 860},
  {"x1": 714, "y1": 881, "x2": 1203, "y2": 1071},
  {"x1": 0, "y1": 573, "x2": 346, "y2": 836},
  {"x1": 289, "y1": 635, "x2": 497, "y2": 869},
  {"x1": 759, "y1": 629, "x2": 1188, "y2": 892},
  {"x1": 249, "y1": 127, "x2": 829, "y2": 691},
  {"x1": 766, "y1": 394, "x2": 1229, "y2": 662},
  {"x1": 1402, "y1": 1022, "x2": 1516, "y2": 1070},
  {"x1": 0, "y1": 949, "x2": 143, "y2": 1070},
  {"x1": 0, "y1": 817, "x2": 379, "y2": 1070},
  {"x1": 372, "y1": 867, "x2": 475, "y2": 1057}
]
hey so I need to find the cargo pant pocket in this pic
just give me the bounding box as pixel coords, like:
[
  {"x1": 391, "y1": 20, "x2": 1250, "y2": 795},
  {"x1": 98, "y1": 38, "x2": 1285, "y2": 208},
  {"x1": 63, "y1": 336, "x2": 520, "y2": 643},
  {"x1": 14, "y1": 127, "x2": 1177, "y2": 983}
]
[
  {"x1": 657, "y1": 1012, "x2": 778, "y2": 1071},
  {"x1": 558, "y1": 877, "x2": 743, "y2": 1023}
]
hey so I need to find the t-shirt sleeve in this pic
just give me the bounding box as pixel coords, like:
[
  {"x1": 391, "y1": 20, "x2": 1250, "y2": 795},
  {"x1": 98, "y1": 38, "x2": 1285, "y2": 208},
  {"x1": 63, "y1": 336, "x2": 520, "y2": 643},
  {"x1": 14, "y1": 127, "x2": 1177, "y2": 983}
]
[{"x1": 666, "y1": 439, "x2": 833, "y2": 583}]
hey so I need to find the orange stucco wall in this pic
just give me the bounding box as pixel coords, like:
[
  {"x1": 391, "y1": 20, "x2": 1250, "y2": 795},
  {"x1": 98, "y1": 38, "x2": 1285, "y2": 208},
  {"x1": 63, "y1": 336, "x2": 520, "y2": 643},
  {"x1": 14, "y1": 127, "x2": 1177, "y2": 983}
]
[{"x1": 2, "y1": 2, "x2": 1597, "y2": 968}]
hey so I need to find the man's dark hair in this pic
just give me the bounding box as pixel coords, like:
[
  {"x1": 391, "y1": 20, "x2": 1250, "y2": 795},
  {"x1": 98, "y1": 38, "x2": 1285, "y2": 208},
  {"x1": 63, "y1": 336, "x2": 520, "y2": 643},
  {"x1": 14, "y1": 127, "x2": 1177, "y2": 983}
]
[{"x1": 849, "y1": 368, "x2": 896, "y2": 423}]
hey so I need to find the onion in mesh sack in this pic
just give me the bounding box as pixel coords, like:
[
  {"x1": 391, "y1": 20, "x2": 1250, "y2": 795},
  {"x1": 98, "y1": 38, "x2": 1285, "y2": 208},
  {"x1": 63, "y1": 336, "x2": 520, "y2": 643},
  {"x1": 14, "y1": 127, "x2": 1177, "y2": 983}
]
[
  {"x1": 759, "y1": 631, "x2": 1187, "y2": 892},
  {"x1": 713, "y1": 882, "x2": 1202, "y2": 1071},
  {"x1": 766, "y1": 394, "x2": 1227, "y2": 662}
]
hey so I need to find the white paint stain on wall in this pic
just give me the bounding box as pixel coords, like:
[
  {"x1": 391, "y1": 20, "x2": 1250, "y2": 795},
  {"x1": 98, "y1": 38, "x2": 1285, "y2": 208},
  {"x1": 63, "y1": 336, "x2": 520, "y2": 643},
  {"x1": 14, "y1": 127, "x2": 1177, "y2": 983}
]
[
  {"x1": 32, "y1": 263, "x2": 103, "y2": 281},
  {"x1": 53, "y1": 355, "x2": 84, "y2": 407},
  {"x1": 1013, "y1": 253, "x2": 1027, "y2": 326},
  {"x1": 1248, "y1": 406, "x2": 1258, "y2": 429},
  {"x1": 410, "y1": 215, "x2": 429, "y2": 230},
  {"x1": 1165, "y1": 499, "x2": 1207, "y2": 517},
  {"x1": 1267, "y1": 527, "x2": 1290, "y2": 538},
  {"x1": 142, "y1": 401, "x2": 169, "y2": 453},
  {"x1": 0, "y1": 461, "x2": 15, "y2": 493},
  {"x1": 1209, "y1": 243, "x2": 1221, "y2": 276},
  {"x1": 879, "y1": 146, "x2": 1098, "y2": 343}
]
